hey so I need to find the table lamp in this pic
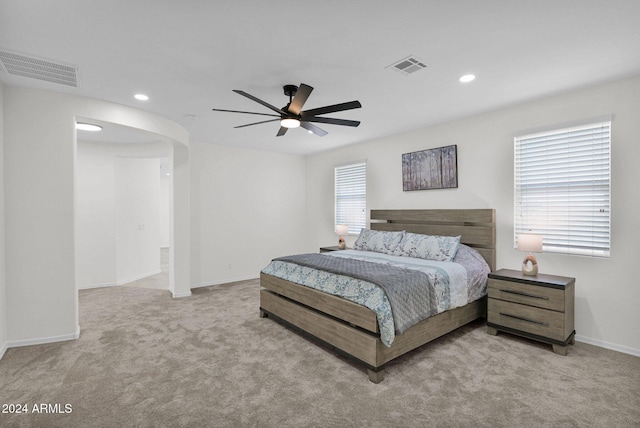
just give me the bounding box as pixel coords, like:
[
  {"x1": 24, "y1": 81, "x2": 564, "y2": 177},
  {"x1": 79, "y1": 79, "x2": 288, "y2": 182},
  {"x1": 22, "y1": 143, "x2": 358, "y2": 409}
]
[{"x1": 518, "y1": 233, "x2": 543, "y2": 276}]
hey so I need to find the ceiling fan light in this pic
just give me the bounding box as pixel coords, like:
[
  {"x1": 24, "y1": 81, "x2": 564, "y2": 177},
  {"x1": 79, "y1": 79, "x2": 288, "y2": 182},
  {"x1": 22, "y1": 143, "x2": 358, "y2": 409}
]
[{"x1": 280, "y1": 117, "x2": 300, "y2": 128}]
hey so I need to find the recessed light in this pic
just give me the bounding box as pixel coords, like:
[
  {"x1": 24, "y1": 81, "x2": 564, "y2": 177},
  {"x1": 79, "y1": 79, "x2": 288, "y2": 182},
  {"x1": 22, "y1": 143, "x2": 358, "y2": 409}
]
[
  {"x1": 459, "y1": 74, "x2": 476, "y2": 83},
  {"x1": 134, "y1": 93, "x2": 149, "y2": 101},
  {"x1": 76, "y1": 122, "x2": 103, "y2": 132}
]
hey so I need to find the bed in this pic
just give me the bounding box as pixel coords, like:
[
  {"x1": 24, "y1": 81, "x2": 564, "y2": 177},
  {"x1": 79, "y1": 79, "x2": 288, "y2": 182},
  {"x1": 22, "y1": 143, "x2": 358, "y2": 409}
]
[{"x1": 259, "y1": 209, "x2": 496, "y2": 383}]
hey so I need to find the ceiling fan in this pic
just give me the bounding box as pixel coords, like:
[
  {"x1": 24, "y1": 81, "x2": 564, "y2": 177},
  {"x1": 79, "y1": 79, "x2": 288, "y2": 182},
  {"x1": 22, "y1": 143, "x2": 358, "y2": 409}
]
[{"x1": 212, "y1": 83, "x2": 361, "y2": 137}]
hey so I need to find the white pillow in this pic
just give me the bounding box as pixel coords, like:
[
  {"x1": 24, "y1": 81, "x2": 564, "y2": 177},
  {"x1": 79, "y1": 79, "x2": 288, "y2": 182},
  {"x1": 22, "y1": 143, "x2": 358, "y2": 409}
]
[
  {"x1": 393, "y1": 233, "x2": 461, "y2": 262},
  {"x1": 353, "y1": 229, "x2": 405, "y2": 255}
]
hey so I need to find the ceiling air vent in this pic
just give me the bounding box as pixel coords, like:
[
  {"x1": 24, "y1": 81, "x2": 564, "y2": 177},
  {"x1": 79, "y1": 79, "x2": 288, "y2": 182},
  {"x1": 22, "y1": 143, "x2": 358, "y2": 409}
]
[
  {"x1": 387, "y1": 56, "x2": 427, "y2": 76},
  {"x1": 0, "y1": 49, "x2": 78, "y2": 87}
]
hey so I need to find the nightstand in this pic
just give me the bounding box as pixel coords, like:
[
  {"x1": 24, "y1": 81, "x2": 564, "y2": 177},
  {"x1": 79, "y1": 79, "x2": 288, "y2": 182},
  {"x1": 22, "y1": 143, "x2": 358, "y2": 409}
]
[
  {"x1": 487, "y1": 268, "x2": 575, "y2": 355},
  {"x1": 319, "y1": 246, "x2": 348, "y2": 253}
]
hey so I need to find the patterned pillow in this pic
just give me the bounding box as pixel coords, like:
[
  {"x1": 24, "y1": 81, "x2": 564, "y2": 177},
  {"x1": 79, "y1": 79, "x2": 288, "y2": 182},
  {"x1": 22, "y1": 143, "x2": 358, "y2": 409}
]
[
  {"x1": 353, "y1": 229, "x2": 405, "y2": 255},
  {"x1": 393, "y1": 233, "x2": 461, "y2": 262}
]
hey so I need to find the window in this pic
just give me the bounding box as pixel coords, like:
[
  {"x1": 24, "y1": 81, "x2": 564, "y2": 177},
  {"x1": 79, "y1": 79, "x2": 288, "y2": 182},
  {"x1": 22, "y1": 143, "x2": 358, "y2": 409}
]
[
  {"x1": 335, "y1": 162, "x2": 366, "y2": 235},
  {"x1": 514, "y1": 121, "x2": 611, "y2": 257}
]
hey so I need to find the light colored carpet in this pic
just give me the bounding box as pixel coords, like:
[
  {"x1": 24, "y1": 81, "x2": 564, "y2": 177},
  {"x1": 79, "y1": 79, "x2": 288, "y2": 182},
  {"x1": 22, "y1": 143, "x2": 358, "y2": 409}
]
[{"x1": 1, "y1": 279, "x2": 639, "y2": 428}]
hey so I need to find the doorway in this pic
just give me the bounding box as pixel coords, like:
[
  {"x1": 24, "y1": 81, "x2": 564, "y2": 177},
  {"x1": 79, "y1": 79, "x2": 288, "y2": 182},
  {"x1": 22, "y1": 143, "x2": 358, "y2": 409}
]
[{"x1": 76, "y1": 123, "x2": 172, "y2": 291}]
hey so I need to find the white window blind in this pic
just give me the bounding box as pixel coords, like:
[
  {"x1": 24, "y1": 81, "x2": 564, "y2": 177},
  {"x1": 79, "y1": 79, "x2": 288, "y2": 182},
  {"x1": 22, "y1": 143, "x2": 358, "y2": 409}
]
[
  {"x1": 514, "y1": 121, "x2": 611, "y2": 257},
  {"x1": 335, "y1": 162, "x2": 366, "y2": 234}
]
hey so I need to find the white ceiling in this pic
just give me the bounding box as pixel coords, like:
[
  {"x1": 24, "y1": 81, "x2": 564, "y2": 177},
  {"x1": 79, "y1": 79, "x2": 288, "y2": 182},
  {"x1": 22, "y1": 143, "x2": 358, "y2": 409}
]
[{"x1": 1, "y1": 1, "x2": 639, "y2": 155}]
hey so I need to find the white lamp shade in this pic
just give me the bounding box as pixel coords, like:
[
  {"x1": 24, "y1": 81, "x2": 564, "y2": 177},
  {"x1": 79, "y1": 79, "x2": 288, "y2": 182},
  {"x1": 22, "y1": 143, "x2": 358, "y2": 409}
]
[
  {"x1": 518, "y1": 233, "x2": 543, "y2": 253},
  {"x1": 335, "y1": 224, "x2": 349, "y2": 236}
]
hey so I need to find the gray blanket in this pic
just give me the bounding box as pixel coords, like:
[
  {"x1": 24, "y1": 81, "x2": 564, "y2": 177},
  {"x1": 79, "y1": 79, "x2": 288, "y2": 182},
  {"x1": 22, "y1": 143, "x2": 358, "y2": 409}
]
[{"x1": 274, "y1": 253, "x2": 438, "y2": 334}]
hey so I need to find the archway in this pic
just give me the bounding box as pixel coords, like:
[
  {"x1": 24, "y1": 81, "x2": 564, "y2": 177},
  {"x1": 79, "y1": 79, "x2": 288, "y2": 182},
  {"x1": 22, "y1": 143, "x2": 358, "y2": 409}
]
[
  {"x1": 75, "y1": 124, "x2": 173, "y2": 291},
  {"x1": 74, "y1": 117, "x2": 190, "y2": 300},
  {"x1": 3, "y1": 88, "x2": 190, "y2": 346}
]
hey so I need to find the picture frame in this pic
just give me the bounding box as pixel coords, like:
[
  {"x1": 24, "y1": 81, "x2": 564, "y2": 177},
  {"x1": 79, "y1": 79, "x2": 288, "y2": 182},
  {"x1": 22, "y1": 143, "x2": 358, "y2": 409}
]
[{"x1": 402, "y1": 145, "x2": 458, "y2": 191}]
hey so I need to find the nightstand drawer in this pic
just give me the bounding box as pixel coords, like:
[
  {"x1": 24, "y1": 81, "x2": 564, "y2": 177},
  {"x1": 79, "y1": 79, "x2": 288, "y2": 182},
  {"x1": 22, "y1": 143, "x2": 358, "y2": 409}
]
[
  {"x1": 488, "y1": 278, "x2": 564, "y2": 311},
  {"x1": 488, "y1": 299, "x2": 567, "y2": 341}
]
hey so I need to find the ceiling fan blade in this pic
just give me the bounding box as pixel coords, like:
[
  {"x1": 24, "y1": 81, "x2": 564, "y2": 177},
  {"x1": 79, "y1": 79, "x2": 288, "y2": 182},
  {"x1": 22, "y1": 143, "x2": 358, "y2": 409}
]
[
  {"x1": 300, "y1": 121, "x2": 328, "y2": 137},
  {"x1": 211, "y1": 108, "x2": 280, "y2": 118},
  {"x1": 233, "y1": 118, "x2": 280, "y2": 129},
  {"x1": 276, "y1": 126, "x2": 288, "y2": 137},
  {"x1": 288, "y1": 83, "x2": 313, "y2": 115},
  {"x1": 303, "y1": 117, "x2": 360, "y2": 127},
  {"x1": 301, "y1": 100, "x2": 362, "y2": 117},
  {"x1": 233, "y1": 90, "x2": 287, "y2": 115}
]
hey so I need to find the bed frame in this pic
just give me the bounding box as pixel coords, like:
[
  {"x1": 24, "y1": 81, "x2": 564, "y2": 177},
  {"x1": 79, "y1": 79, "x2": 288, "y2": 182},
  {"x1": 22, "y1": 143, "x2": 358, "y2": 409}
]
[{"x1": 259, "y1": 209, "x2": 496, "y2": 383}]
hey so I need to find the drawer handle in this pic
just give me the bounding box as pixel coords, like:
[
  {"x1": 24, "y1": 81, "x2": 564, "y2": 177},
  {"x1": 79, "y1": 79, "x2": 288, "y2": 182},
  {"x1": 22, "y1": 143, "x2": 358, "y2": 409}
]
[
  {"x1": 500, "y1": 289, "x2": 549, "y2": 300},
  {"x1": 499, "y1": 312, "x2": 549, "y2": 326}
]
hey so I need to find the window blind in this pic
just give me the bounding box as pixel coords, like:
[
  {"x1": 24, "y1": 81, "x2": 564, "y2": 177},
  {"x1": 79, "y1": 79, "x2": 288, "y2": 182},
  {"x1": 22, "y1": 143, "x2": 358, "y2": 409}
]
[
  {"x1": 514, "y1": 121, "x2": 611, "y2": 257},
  {"x1": 335, "y1": 162, "x2": 367, "y2": 235}
]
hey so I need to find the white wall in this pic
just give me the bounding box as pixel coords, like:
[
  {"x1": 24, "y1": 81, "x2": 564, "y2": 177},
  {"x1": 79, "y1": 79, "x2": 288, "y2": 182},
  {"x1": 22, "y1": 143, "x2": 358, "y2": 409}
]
[
  {"x1": 4, "y1": 87, "x2": 78, "y2": 344},
  {"x1": 115, "y1": 157, "x2": 161, "y2": 283},
  {"x1": 160, "y1": 172, "x2": 170, "y2": 248},
  {"x1": 0, "y1": 83, "x2": 6, "y2": 358},
  {"x1": 76, "y1": 142, "x2": 117, "y2": 288},
  {"x1": 78, "y1": 138, "x2": 307, "y2": 290},
  {"x1": 190, "y1": 142, "x2": 308, "y2": 287},
  {"x1": 3, "y1": 86, "x2": 189, "y2": 346},
  {"x1": 77, "y1": 141, "x2": 171, "y2": 288},
  {"x1": 3, "y1": 77, "x2": 638, "y2": 357},
  {"x1": 307, "y1": 75, "x2": 640, "y2": 356}
]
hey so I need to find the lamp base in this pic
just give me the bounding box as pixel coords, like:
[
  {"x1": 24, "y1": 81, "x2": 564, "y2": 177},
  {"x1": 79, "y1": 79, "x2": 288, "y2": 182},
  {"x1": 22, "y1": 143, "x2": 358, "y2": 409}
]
[
  {"x1": 338, "y1": 237, "x2": 346, "y2": 250},
  {"x1": 522, "y1": 254, "x2": 538, "y2": 276}
]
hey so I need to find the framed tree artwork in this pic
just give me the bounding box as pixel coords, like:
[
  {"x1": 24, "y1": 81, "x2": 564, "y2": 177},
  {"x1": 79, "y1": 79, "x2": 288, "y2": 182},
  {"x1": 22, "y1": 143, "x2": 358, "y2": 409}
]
[{"x1": 402, "y1": 145, "x2": 458, "y2": 191}]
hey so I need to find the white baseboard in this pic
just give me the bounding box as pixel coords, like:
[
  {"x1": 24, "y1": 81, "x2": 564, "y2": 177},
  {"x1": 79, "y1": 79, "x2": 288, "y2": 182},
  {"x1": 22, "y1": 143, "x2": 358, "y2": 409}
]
[
  {"x1": 175, "y1": 277, "x2": 254, "y2": 298},
  {"x1": 0, "y1": 340, "x2": 7, "y2": 360},
  {"x1": 77, "y1": 270, "x2": 163, "y2": 290},
  {"x1": 171, "y1": 290, "x2": 192, "y2": 298},
  {"x1": 79, "y1": 274, "x2": 254, "y2": 295},
  {"x1": 190, "y1": 275, "x2": 259, "y2": 289},
  {"x1": 575, "y1": 334, "x2": 640, "y2": 358},
  {"x1": 5, "y1": 326, "x2": 80, "y2": 351},
  {"x1": 78, "y1": 282, "x2": 117, "y2": 290},
  {"x1": 116, "y1": 270, "x2": 162, "y2": 286}
]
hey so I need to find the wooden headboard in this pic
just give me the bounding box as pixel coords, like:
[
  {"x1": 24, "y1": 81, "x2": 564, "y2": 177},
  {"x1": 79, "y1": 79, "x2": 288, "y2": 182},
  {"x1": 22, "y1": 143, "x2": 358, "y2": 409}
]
[{"x1": 370, "y1": 209, "x2": 496, "y2": 271}]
